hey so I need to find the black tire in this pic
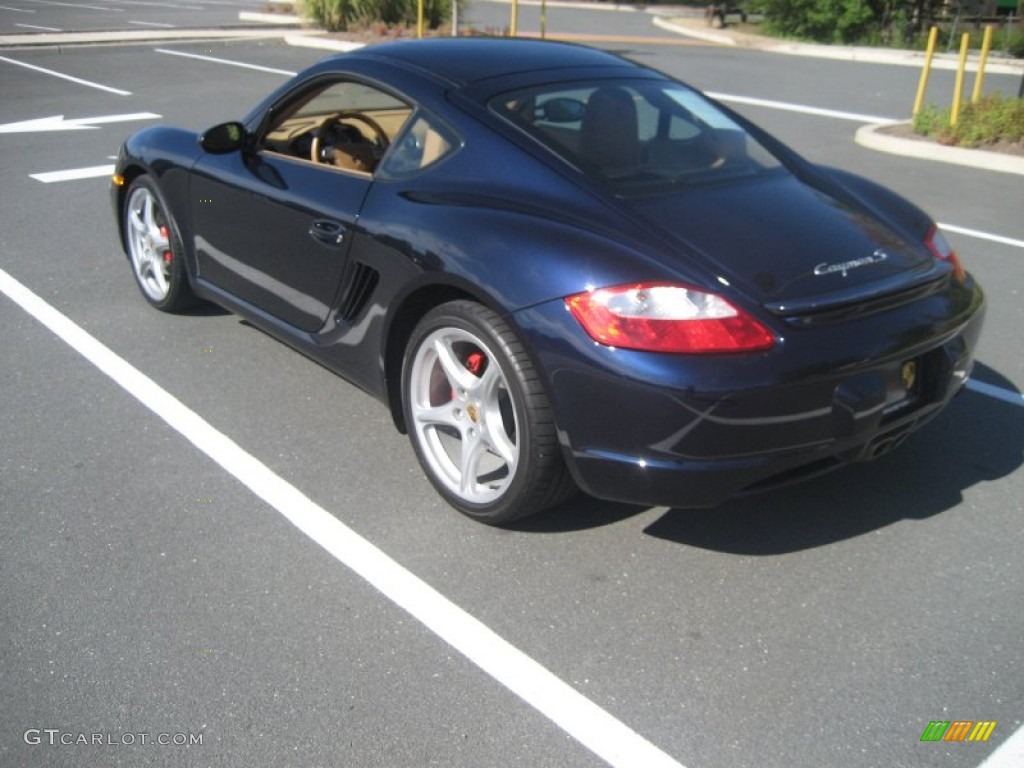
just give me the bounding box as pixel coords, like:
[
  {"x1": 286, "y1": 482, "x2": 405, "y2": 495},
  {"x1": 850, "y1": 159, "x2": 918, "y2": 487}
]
[
  {"x1": 401, "y1": 300, "x2": 575, "y2": 524},
  {"x1": 122, "y1": 175, "x2": 197, "y2": 312}
]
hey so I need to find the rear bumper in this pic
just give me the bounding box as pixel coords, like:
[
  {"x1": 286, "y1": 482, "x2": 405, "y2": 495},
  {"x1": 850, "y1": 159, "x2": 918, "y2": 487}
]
[
  {"x1": 515, "y1": 280, "x2": 985, "y2": 509},
  {"x1": 565, "y1": 392, "x2": 962, "y2": 508}
]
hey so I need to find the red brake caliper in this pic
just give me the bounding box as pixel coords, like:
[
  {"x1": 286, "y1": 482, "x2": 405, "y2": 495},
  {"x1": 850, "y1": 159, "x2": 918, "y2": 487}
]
[
  {"x1": 465, "y1": 352, "x2": 485, "y2": 375},
  {"x1": 449, "y1": 351, "x2": 486, "y2": 401},
  {"x1": 160, "y1": 226, "x2": 172, "y2": 263}
]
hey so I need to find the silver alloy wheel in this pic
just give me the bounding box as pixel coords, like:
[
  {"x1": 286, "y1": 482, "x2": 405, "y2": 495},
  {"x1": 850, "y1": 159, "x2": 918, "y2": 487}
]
[
  {"x1": 125, "y1": 185, "x2": 172, "y2": 302},
  {"x1": 408, "y1": 327, "x2": 520, "y2": 505}
]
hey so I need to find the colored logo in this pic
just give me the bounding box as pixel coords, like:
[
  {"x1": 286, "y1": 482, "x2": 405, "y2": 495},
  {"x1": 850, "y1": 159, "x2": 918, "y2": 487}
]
[{"x1": 920, "y1": 721, "x2": 997, "y2": 742}]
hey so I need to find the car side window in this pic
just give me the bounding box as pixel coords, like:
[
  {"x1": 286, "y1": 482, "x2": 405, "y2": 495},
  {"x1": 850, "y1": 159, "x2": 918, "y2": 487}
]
[
  {"x1": 259, "y1": 79, "x2": 413, "y2": 175},
  {"x1": 379, "y1": 114, "x2": 458, "y2": 176},
  {"x1": 493, "y1": 81, "x2": 783, "y2": 195}
]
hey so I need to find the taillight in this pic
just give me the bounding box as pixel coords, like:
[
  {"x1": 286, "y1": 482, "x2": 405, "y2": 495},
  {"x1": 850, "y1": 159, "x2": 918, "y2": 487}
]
[
  {"x1": 925, "y1": 225, "x2": 965, "y2": 283},
  {"x1": 565, "y1": 282, "x2": 774, "y2": 354}
]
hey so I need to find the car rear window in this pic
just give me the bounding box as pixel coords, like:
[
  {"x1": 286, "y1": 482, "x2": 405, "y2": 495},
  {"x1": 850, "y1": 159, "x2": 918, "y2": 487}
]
[{"x1": 491, "y1": 80, "x2": 784, "y2": 196}]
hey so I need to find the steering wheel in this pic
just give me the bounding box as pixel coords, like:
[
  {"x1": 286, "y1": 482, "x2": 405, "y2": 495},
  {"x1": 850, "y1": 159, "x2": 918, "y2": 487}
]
[{"x1": 310, "y1": 110, "x2": 391, "y2": 165}]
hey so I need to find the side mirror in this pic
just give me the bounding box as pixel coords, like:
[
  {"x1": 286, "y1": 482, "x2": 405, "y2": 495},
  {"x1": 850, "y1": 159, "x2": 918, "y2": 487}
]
[{"x1": 199, "y1": 121, "x2": 246, "y2": 154}]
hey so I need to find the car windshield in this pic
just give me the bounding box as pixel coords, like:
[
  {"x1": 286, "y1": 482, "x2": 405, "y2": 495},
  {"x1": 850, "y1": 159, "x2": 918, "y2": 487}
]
[{"x1": 492, "y1": 80, "x2": 785, "y2": 196}]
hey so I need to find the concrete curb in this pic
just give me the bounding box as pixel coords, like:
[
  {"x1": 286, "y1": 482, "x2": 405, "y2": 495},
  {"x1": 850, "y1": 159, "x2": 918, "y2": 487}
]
[
  {"x1": 855, "y1": 122, "x2": 1024, "y2": 176},
  {"x1": 655, "y1": 17, "x2": 1024, "y2": 75},
  {"x1": 284, "y1": 33, "x2": 366, "y2": 52},
  {"x1": 652, "y1": 15, "x2": 734, "y2": 46},
  {"x1": 770, "y1": 41, "x2": 1024, "y2": 75},
  {"x1": 238, "y1": 12, "x2": 303, "y2": 26}
]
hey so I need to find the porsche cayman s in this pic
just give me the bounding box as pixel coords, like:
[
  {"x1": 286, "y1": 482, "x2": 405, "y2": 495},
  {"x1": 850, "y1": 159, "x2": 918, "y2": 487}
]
[{"x1": 112, "y1": 38, "x2": 984, "y2": 524}]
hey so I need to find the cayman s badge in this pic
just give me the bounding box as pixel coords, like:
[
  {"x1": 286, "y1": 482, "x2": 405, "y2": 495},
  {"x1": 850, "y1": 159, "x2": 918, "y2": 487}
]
[{"x1": 814, "y1": 249, "x2": 888, "y2": 278}]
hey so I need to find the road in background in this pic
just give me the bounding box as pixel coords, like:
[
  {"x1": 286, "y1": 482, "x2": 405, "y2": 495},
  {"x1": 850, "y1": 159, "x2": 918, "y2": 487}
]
[
  {"x1": 1, "y1": 10, "x2": 1022, "y2": 768},
  {"x1": 0, "y1": 0, "x2": 270, "y2": 35}
]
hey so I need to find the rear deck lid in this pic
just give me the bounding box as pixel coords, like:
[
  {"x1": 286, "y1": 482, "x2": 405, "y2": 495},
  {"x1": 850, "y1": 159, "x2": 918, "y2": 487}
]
[{"x1": 629, "y1": 173, "x2": 940, "y2": 315}]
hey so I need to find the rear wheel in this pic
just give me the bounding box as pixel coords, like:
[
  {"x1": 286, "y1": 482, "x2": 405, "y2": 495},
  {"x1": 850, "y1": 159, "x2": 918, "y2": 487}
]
[
  {"x1": 123, "y1": 176, "x2": 196, "y2": 312},
  {"x1": 402, "y1": 301, "x2": 574, "y2": 524}
]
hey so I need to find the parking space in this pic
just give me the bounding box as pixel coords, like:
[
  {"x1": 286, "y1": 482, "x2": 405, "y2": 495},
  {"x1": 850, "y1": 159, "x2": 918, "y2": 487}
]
[
  {"x1": 0, "y1": 288, "x2": 612, "y2": 768},
  {"x1": 2, "y1": 34, "x2": 1022, "y2": 768},
  {"x1": 0, "y1": 0, "x2": 271, "y2": 34}
]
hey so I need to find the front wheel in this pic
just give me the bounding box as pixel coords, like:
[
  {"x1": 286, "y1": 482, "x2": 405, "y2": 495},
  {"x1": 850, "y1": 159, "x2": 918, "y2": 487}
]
[
  {"x1": 402, "y1": 301, "x2": 574, "y2": 524},
  {"x1": 122, "y1": 175, "x2": 196, "y2": 312}
]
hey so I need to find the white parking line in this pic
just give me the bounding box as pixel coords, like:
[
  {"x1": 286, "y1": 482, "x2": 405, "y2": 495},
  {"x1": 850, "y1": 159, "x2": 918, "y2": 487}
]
[
  {"x1": 30, "y1": 164, "x2": 115, "y2": 183},
  {"x1": 155, "y1": 47, "x2": 297, "y2": 76},
  {"x1": 967, "y1": 379, "x2": 1024, "y2": 407},
  {"x1": 0, "y1": 265, "x2": 687, "y2": 768},
  {"x1": 978, "y1": 724, "x2": 1024, "y2": 768},
  {"x1": 939, "y1": 223, "x2": 1024, "y2": 250},
  {"x1": 706, "y1": 91, "x2": 898, "y2": 124},
  {"x1": 0, "y1": 55, "x2": 131, "y2": 95},
  {"x1": 0, "y1": 5, "x2": 35, "y2": 11},
  {"x1": 14, "y1": 22, "x2": 60, "y2": 30},
  {"x1": 3, "y1": 111, "x2": 160, "y2": 134},
  {"x1": 20, "y1": 0, "x2": 123, "y2": 10},
  {"x1": 129, "y1": 19, "x2": 176, "y2": 27}
]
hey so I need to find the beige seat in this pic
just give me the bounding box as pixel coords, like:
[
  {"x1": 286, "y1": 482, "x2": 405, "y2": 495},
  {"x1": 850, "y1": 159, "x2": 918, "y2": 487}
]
[{"x1": 579, "y1": 86, "x2": 641, "y2": 175}]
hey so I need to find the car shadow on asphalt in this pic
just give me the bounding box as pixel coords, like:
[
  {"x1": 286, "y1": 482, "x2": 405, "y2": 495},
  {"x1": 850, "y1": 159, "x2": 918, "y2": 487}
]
[
  {"x1": 186, "y1": 301, "x2": 231, "y2": 317},
  {"x1": 515, "y1": 362, "x2": 1022, "y2": 552},
  {"x1": 648, "y1": 362, "x2": 1022, "y2": 554},
  {"x1": 509, "y1": 493, "x2": 648, "y2": 532}
]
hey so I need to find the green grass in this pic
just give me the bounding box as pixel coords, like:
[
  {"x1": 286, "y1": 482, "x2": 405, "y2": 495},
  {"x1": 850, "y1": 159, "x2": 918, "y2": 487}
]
[{"x1": 913, "y1": 94, "x2": 1024, "y2": 147}]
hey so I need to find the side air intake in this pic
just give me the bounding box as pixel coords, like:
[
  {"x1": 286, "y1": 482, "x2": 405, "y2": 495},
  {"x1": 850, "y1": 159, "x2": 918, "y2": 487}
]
[{"x1": 337, "y1": 262, "x2": 379, "y2": 323}]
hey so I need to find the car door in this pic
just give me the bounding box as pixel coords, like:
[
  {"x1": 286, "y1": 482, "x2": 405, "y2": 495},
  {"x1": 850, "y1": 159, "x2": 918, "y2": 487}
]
[{"x1": 190, "y1": 78, "x2": 411, "y2": 333}]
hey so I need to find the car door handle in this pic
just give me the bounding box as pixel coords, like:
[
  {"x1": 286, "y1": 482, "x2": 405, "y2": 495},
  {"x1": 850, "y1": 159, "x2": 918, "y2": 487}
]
[{"x1": 309, "y1": 219, "x2": 346, "y2": 247}]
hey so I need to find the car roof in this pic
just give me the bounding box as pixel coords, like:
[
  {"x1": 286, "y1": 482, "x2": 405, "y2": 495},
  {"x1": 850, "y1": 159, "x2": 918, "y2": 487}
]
[{"x1": 334, "y1": 38, "x2": 640, "y2": 87}]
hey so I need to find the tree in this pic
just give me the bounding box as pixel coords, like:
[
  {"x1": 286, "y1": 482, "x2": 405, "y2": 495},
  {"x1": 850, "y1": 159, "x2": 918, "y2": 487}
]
[{"x1": 757, "y1": 0, "x2": 877, "y2": 43}]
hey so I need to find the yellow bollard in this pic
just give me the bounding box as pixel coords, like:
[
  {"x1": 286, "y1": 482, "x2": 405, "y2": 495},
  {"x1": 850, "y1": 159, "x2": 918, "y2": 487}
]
[
  {"x1": 912, "y1": 27, "x2": 939, "y2": 118},
  {"x1": 417, "y1": 0, "x2": 424, "y2": 38},
  {"x1": 510, "y1": 0, "x2": 518, "y2": 36},
  {"x1": 972, "y1": 26, "x2": 994, "y2": 104},
  {"x1": 541, "y1": 0, "x2": 547, "y2": 39},
  {"x1": 950, "y1": 33, "x2": 969, "y2": 127}
]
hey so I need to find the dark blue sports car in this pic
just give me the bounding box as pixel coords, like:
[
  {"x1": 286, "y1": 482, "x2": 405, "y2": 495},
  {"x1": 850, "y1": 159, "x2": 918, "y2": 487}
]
[{"x1": 112, "y1": 38, "x2": 985, "y2": 524}]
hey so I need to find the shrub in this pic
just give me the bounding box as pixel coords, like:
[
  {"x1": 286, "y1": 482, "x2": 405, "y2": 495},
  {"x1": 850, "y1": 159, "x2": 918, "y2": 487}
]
[
  {"x1": 913, "y1": 94, "x2": 1024, "y2": 147},
  {"x1": 749, "y1": 0, "x2": 1023, "y2": 55},
  {"x1": 300, "y1": 0, "x2": 346, "y2": 30},
  {"x1": 755, "y1": 0, "x2": 876, "y2": 44},
  {"x1": 300, "y1": 0, "x2": 453, "y2": 31}
]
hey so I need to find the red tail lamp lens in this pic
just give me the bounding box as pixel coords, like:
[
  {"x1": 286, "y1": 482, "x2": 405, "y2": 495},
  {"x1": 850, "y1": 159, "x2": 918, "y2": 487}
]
[
  {"x1": 566, "y1": 282, "x2": 775, "y2": 354},
  {"x1": 925, "y1": 226, "x2": 965, "y2": 283}
]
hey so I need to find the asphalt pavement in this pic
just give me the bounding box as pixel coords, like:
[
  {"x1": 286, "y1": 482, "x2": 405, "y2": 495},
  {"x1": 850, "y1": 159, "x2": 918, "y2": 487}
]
[{"x1": 1, "y1": 4, "x2": 1023, "y2": 768}]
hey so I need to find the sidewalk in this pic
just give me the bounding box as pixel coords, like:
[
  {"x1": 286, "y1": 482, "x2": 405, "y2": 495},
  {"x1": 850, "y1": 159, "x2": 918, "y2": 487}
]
[
  {"x1": 653, "y1": 15, "x2": 1024, "y2": 176},
  {"x1": 655, "y1": 15, "x2": 1024, "y2": 76}
]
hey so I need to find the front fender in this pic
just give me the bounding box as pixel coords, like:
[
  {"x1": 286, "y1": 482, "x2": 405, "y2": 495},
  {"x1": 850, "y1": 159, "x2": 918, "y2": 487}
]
[{"x1": 112, "y1": 126, "x2": 204, "y2": 255}]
